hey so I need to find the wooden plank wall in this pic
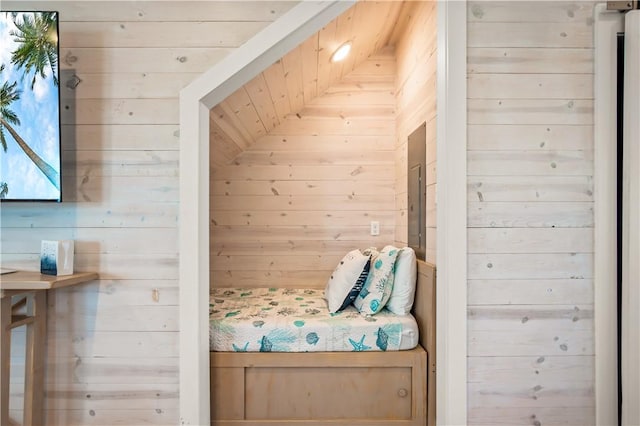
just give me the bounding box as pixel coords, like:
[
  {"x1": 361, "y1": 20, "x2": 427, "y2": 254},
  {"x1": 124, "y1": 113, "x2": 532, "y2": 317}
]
[
  {"x1": 466, "y1": 2, "x2": 596, "y2": 424},
  {"x1": 0, "y1": 2, "x2": 294, "y2": 424},
  {"x1": 393, "y1": 1, "x2": 438, "y2": 263},
  {"x1": 210, "y1": 53, "x2": 397, "y2": 289}
]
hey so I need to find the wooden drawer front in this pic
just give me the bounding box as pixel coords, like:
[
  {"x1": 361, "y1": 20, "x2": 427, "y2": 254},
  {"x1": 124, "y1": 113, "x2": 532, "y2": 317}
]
[
  {"x1": 211, "y1": 367, "x2": 244, "y2": 420},
  {"x1": 244, "y1": 366, "x2": 412, "y2": 420}
]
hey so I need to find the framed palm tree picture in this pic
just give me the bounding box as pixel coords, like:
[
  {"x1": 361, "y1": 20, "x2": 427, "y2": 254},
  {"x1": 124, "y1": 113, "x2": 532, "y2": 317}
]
[{"x1": 0, "y1": 11, "x2": 61, "y2": 202}]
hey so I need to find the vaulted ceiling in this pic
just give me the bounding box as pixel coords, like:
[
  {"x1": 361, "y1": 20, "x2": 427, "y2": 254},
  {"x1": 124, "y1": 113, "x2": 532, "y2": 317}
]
[{"x1": 209, "y1": 1, "x2": 413, "y2": 169}]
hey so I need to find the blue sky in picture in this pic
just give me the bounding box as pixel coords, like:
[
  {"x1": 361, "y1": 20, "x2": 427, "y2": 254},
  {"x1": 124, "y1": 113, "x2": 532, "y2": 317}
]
[{"x1": 0, "y1": 12, "x2": 61, "y2": 200}]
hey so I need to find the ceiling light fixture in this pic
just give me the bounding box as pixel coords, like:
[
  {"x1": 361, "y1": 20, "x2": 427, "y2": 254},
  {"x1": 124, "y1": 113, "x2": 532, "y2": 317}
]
[{"x1": 331, "y1": 42, "x2": 352, "y2": 63}]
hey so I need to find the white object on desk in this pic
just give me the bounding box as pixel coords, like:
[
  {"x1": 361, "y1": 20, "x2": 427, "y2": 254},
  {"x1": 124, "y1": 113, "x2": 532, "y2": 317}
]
[
  {"x1": 0, "y1": 268, "x2": 17, "y2": 275},
  {"x1": 40, "y1": 240, "x2": 74, "y2": 276}
]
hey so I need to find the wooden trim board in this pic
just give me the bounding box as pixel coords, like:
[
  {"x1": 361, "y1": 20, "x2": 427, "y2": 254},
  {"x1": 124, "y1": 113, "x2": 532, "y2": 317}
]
[
  {"x1": 621, "y1": 11, "x2": 640, "y2": 425},
  {"x1": 593, "y1": 5, "x2": 621, "y2": 425},
  {"x1": 416, "y1": 260, "x2": 437, "y2": 426},
  {"x1": 436, "y1": 1, "x2": 467, "y2": 425}
]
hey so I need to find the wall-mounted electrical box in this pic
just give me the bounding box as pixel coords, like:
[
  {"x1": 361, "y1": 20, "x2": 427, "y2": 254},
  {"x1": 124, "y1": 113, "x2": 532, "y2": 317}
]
[{"x1": 407, "y1": 122, "x2": 426, "y2": 261}]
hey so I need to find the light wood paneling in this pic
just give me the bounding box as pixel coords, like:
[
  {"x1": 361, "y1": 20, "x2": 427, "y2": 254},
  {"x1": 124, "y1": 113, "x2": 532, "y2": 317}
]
[
  {"x1": 468, "y1": 253, "x2": 592, "y2": 280},
  {"x1": 467, "y1": 228, "x2": 593, "y2": 254},
  {"x1": 468, "y1": 354, "x2": 595, "y2": 411},
  {"x1": 211, "y1": 54, "x2": 397, "y2": 289},
  {"x1": 36, "y1": 409, "x2": 178, "y2": 426},
  {"x1": 468, "y1": 407, "x2": 595, "y2": 426},
  {"x1": 468, "y1": 47, "x2": 593, "y2": 74},
  {"x1": 8, "y1": 330, "x2": 178, "y2": 358},
  {"x1": 61, "y1": 99, "x2": 179, "y2": 125},
  {"x1": 59, "y1": 22, "x2": 272, "y2": 48},
  {"x1": 246, "y1": 366, "x2": 412, "y2": 419},
  {"x1": 468, "y1": 176, "x2": 593, "y2": 202},
  {"x1": 209, "y1": 1, "x2": 405, "y2": 169},
  {"x1": 467, "y1": 1, "x2": 595, "y2": 23},
  {"x1": 468, "y1": 279, "x2": 593, "y2": 306},
  {"x1": 467, "y1": 22, "x2": 593, "y2": 48},
  {"x1": 467, "y1": 124, "x2": 593, "y2": 151},
  {"x1": 468, "y1": 99, "x2": 593, "y2": 125},
  {"x1": 60, "y1": 72, "x2": 200, "y2": 100},
  {"x1": 211, "y1": 179, "x2": 395, "y2": 196},
  {"x1": 467, "y1": 2, "x2": 596, "y2": 424},
  {"x1": 60, "y1": 47, "x2": 233, "y2": 73},
  {"x1": 10, "y1": 356, "x2": 178, "y2": 385},
  {"x1": 468, "y1": 201, "x2": 594, "y2": 228},
  {"x1": 61, "y1": 124, "x2": 179, "y2": 151},
  {"x1": 15, "y1": 1, "x2": 296, "y2": 22},
  {"x1": 211, "y1": 210, "x2": 394, "y2": 227},
  {"x1": 212, "y1": 164, "x2": 394, "y2": 181},
  {"x1": 393, "y1": 1, "x2": 438, "y2": 263},
  {"x1": 468, "y1": 74, "x2": 593, "y2": 99},
  {"x1": 1, "y1": 1, "x2": 289, "y2": 424},
  {"x1": 0, "y1": 203, "x2": 179, "y2": 228},
  {"x1": 9, "y1": 383, "x2": 179, "y2": 410}
]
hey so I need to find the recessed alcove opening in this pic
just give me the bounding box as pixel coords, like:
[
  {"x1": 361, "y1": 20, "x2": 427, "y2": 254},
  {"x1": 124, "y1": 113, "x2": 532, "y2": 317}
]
[
  {"x1": 208, "y1": 0, "x2": 438, "y2": 293},
  {"x1": 178, "y1": 2, "x2": 467, "y2": 423}
]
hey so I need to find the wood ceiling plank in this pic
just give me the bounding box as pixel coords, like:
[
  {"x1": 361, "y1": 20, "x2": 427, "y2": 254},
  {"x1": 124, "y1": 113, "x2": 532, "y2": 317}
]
[
  {"x1": 301, "y1": 34, "x2": 319, "y2": 104},
  {"x1": 338, "y1": 1, "x2": 364, "y2": 77},
  {"x1": 341, "y1": 2, "x2": 371, "y2": 76},
  {"x1": 328, "y1": 5, "x2": 356, "y2": 89},
  {"x1": 209, "y1": 120, "x2": 242, "y2": 168},
  {"x1": 389, "y1": 1, "x2": 417, "y2": 46},
  {"x1": 224, "y1": 88, "x2": 268, "y2": 142},
  {"x1": 340, "y1": 54, "x2": 397, "y2": 83},
  {"x1": 374, "y1": 1, "x2": 404, "y2": 53},
  {"x1": 217, "y1": 102, "x2": 256, "y2": 148},
  {"x1": 244, "y1": 73, "x2": 281, "y2": 132},
  {"x1": 211, "y1": 0, "x2": 411, "y2": 166},
  {"x1": 262, "y1": 59, "x2": 292, "y2": 124},
  {"x1": 354, "y1": 2, "x2": 391, "y2": 67},
  {"x1": 316, "y1": 19, "x2": 337, "y2": 95},
  {"x1": 281, "y1": 45, "x2": 305, "y2": 113},
  {"x1": 210, "y1": 105, "x2": 253, "y2": 150}
]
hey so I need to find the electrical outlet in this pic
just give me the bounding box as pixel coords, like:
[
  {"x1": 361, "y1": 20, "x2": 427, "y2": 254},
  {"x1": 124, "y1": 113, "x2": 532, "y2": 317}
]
[{"x1": 370, "y1": 221, "x2": 380, "y2": 236}]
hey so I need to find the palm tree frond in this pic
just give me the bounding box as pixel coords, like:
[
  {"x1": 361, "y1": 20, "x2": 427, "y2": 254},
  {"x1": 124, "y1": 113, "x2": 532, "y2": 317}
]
[
  {"x1": 0, "y1": 128, "x2": 7, "y2": 152},
  {"x1": 0, "y1": 182, "x2": 8, "y2": 199},
  {"x1": 0, "y1": 80, "x2": 22, "y2": 127},
  {"x1": 9, "y1": 12, "x2": 59, "y2": 88}
]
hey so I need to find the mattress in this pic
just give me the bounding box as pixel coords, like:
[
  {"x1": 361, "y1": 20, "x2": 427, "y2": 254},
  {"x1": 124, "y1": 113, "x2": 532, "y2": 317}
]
[{"x1": 209, "y1": 287, "x2": 419, "y2": 352}]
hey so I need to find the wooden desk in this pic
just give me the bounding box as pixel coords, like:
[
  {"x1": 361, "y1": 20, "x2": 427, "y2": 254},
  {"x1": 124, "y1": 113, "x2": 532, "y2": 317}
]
[{"x1": 0, "y1": 271, "x2": 98, "y2": 426}]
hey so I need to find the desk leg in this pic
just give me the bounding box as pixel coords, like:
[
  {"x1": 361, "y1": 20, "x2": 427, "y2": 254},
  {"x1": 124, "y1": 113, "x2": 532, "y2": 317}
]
[
  {"x1": 24, "y1": 291, "x2": 46, "y2": 426},
  {"x1": 1, "y1": 296, "x2": 11, "y2": 426}
]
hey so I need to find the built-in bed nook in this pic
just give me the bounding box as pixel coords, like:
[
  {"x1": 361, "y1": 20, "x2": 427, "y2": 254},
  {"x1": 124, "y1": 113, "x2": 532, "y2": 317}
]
[
  {"x1": 206, "y1": 1, "x2": 438, "y2": 424},
  {"x1": 209, "y1": 261, "x2": 435, "y2": 425}
]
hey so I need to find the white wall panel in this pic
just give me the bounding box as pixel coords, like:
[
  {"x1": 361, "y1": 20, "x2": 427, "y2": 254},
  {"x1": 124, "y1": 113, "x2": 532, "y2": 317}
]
[{"x1": 467, "y1": 2, "x2": 596, "y2": 424}]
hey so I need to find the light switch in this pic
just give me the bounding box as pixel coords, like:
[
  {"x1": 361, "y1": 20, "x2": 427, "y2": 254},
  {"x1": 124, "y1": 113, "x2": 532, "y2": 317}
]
[{"x1": 370, "y1": 221, "x2": 380, "y2": 236}]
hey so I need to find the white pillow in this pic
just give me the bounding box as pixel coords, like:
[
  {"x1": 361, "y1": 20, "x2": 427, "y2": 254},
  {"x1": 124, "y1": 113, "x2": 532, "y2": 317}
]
[
  {"x1": 385, "y1": 247, "x2": 417, "y2": 315},
  {"x1": 324, "y1": 249, "x2": 370, "y2": 313},
  {"x1": 354, "y1": 245, "x2": 400, "y2": 315}
]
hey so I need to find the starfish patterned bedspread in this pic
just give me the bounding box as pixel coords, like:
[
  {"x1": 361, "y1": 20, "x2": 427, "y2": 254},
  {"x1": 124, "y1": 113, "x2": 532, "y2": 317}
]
[{"x1": 209, "y1": 288, "x2": 419, "y2": 352}]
